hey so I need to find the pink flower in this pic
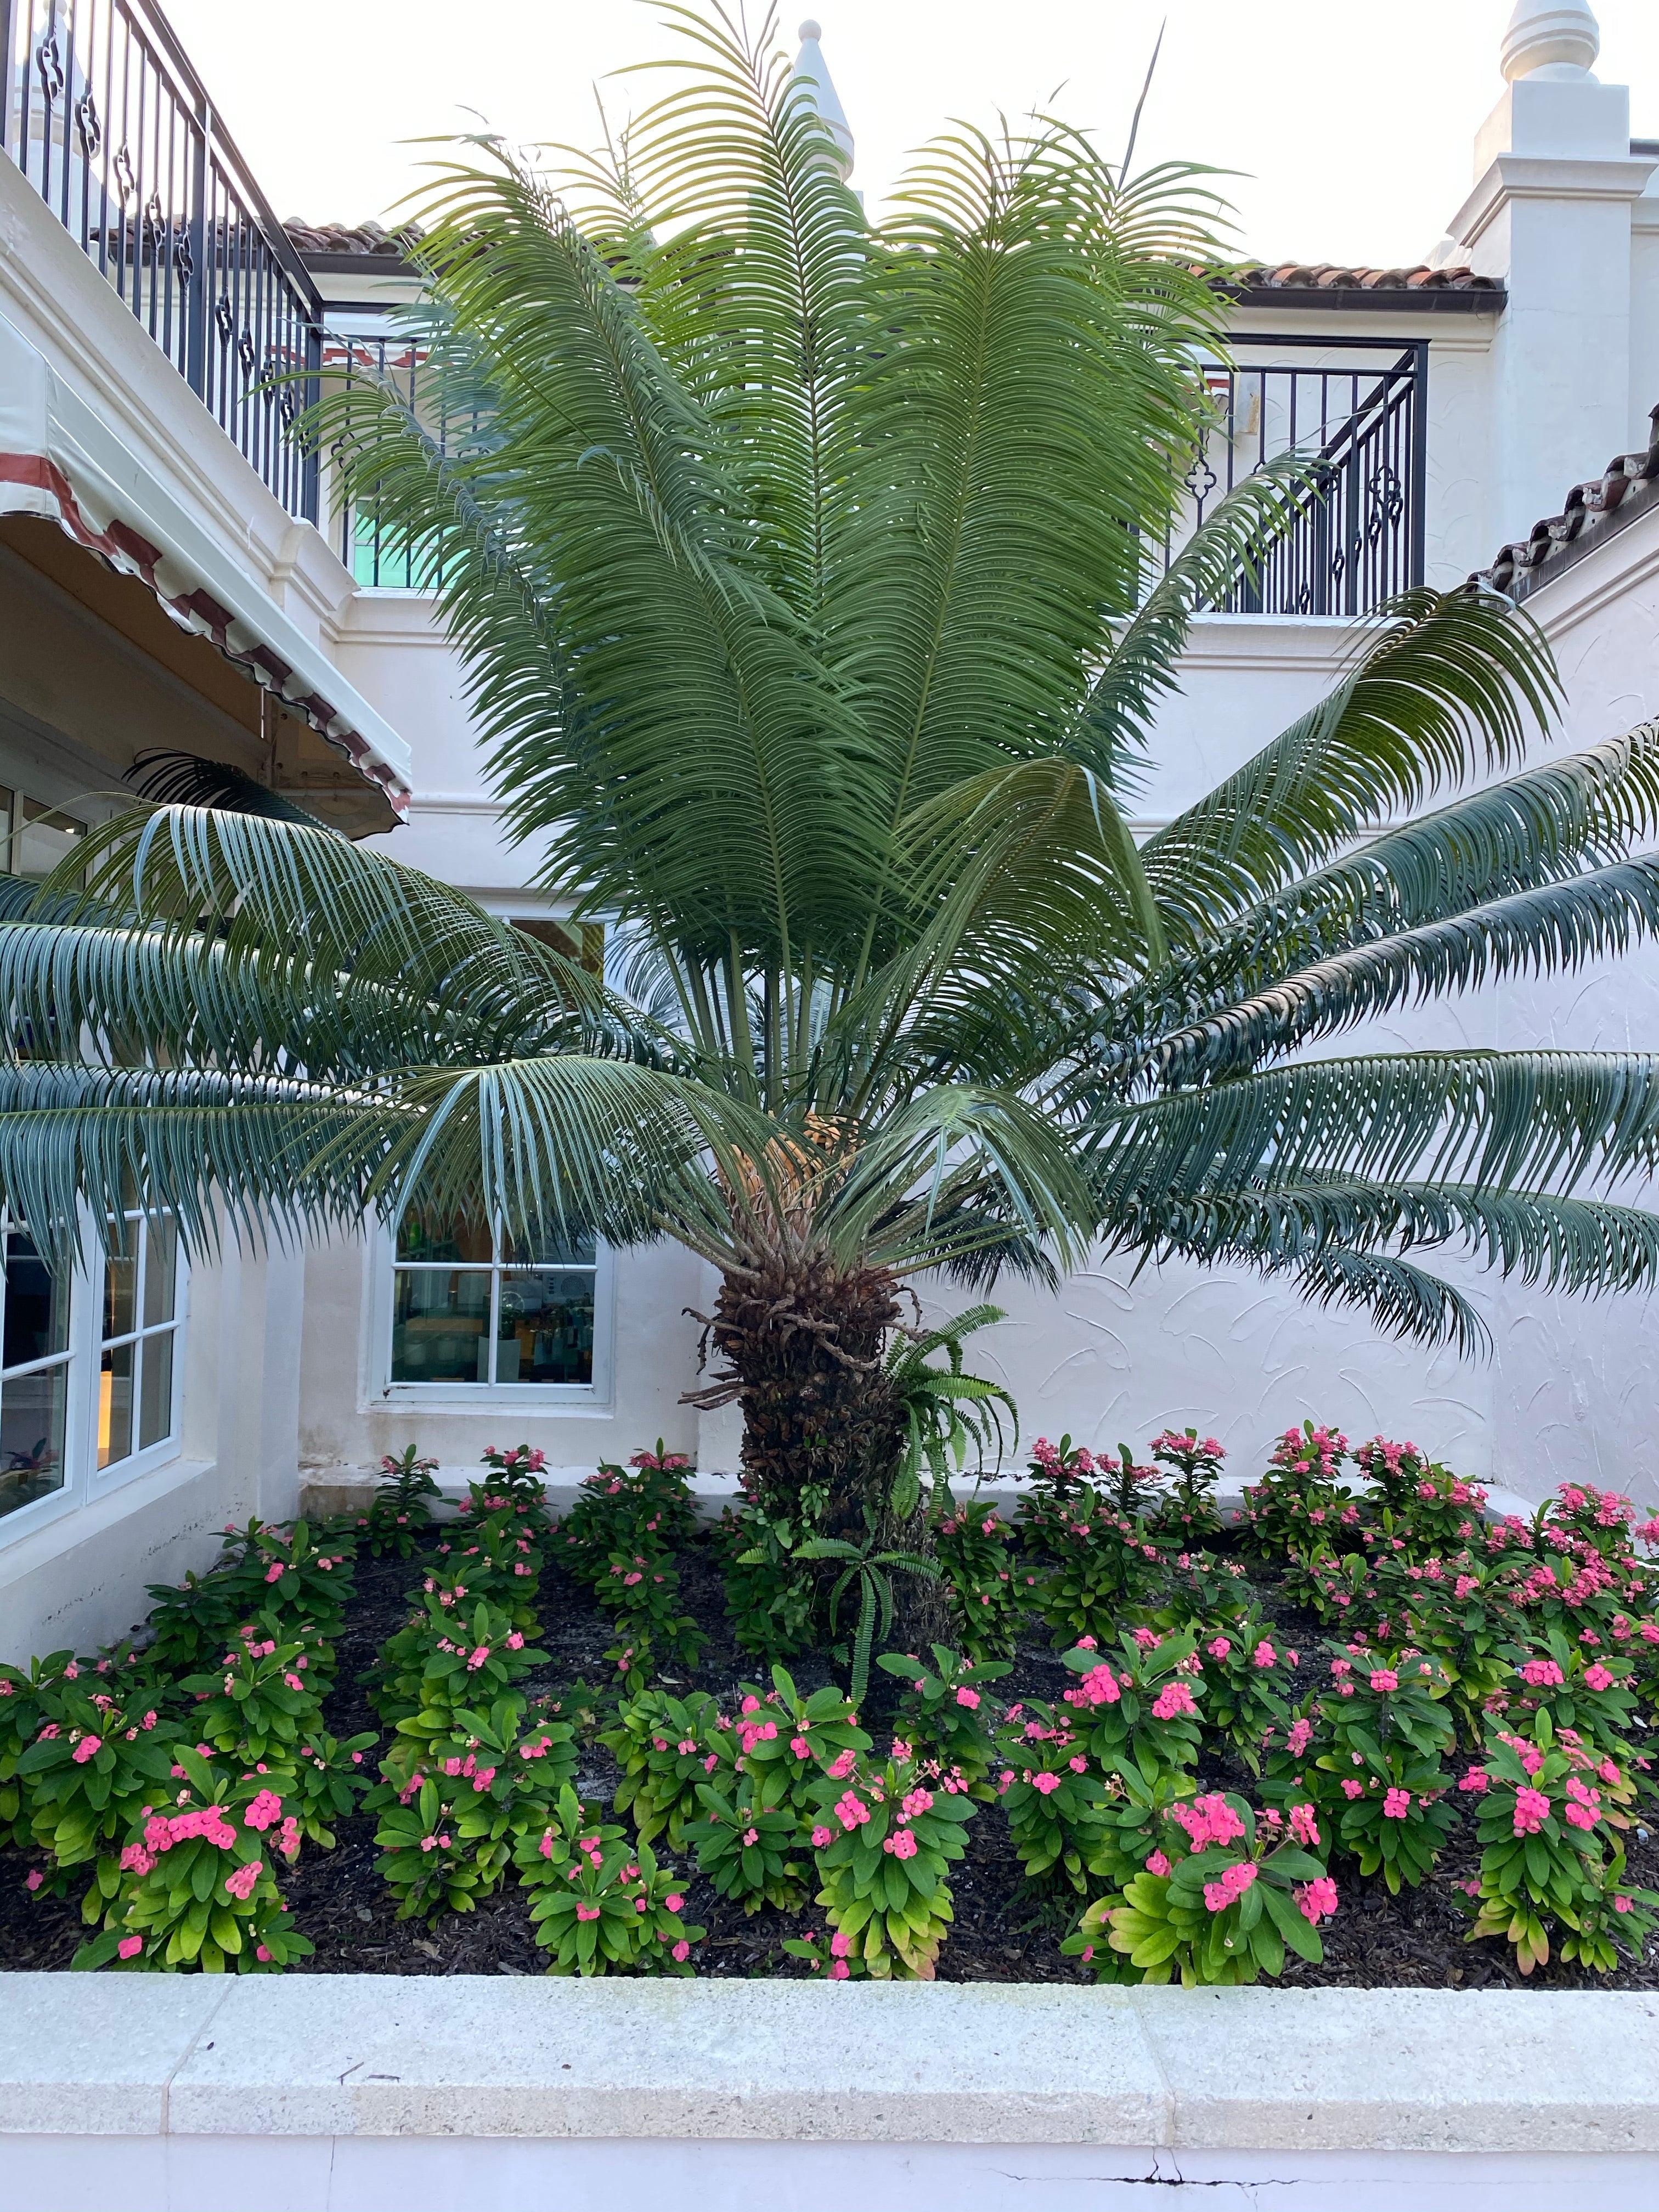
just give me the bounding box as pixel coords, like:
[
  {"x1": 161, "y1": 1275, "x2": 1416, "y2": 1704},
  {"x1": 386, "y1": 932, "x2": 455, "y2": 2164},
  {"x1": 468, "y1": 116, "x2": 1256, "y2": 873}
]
[
  {"x1": 1520, "y1": 1658, "x2": 1565, "y2": 1688},
  {"x1": 1289, "y1": 1803, "x2": 1321, "y2": 1847},
  {"x1": 117, "y1": 1936, "x2": 143, "y2": 1959},
  {"x1": 1146, "y1": 1849, "x2": 1171, "y2": 1877},
  {"x1": 888, "y1": 1829, "x2": 919, "y2": 1860},
  {"x1": 1368, "y1": 1670, "x2": 1398, "y2": 1693},
  {"x1": 224, "y1": 1860, "x2": 262, "y2": 1901},
  {"x1": 1513, "y1": 1786, "x2": 1551, "y2": 1837},
  {"x1": 1251, "y1": 1642, "x2": 1277, "y2": 1671},
  {"x1": 1207, "y1": 1637, "x2": 1232, "y2": 1661},
  {"x1": 1340, "y1": 1779, "x2": 1364, "y2": 1800},
  {"x1": 791, "y1": 1736, "x2": 812, "y2": 1759},
  {"x1": 1296, "y1": 1876, "x2": 1339, "y2": 1926},
  {"x1": 829, "y1": 1959, "x2": 849, "y2": 1978},
  {"x1": 834, "y1": 1792, "x2": 871, "y2": 1831},
  {"x1": 506, "y1": 1633, "x2": 524, "y2": 1651},
  {"x1": 244, "y1": 1790, "x2": 283, "y2": 1832},
  {"x1": 1171, "y1": 1794, "x2": 1246, "y2": 1849},
  {"x1": 1564, "y1": 1802, "x2": 1598, "y2": 1831},
  {"x1": 1582, "y1": 1663, "x2": 1615, "y2": 1692},
  {"x1": 71, "y1": 1735, "x2": 102, "y2": 1764},
  {"x1": 1203, "y1": 1861, "x2": 1257, "y2": 1913},
  {"x1": 1382, "y1": 1788, "x2": 1412, "y2": 1819},
  {"x1": 811, "y1": 1825, "x2": 833, "y2": 1849},
  {"x1": 1458, "y1": 1766, "x2": 1489, "y2": 1795},
  {"x1": 1613, "y1": 1894, "x2": 1634, "y2": 1914},
  {"x1": 576, "y1": 1905, "x2": 601, "y2": 1922},
  {"x1": 1152, "y1": 1681, "x2": 1197, "y2": 1721},
  {"x1": 1031, "y1": 1770, "x2": 1062, "y2": 1796},
  {"x1": 24, "y1": 1869, "x2": 44, "y2": 1893},
  {"x1": 955, "y1": 1687, "x2": 981, "y2": 1710},
  {"x1": 1286, "y1": 1717, "x2": 1313, "y2": 1757},
  {"x1": 664, "y1": 1894, "x2": 684, "y2": 1912},
  {"x1": 829, "y1": 1931, "x2": 852, "y2": 1958},
  {"x1": 826, "y1": 1750, "x2": 857, "y2": 1781}
]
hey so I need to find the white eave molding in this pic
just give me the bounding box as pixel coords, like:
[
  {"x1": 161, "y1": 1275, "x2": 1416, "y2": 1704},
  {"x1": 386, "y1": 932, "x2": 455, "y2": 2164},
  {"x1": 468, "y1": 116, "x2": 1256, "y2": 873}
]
[{"x1": 0, "y1": 309, "x2": 413, "y2": 816}]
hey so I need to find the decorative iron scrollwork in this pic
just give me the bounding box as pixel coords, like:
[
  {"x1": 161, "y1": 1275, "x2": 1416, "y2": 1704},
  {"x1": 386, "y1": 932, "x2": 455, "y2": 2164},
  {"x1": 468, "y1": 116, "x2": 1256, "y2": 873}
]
[
  {"x1": 35, "y1": 33, "x2": 65, "y2": 104},
  {"x1": 213, "y1": 296, "x2": 235, "y2": 345},
  {"x1": 112, "y1": 142, "x2": 136, "y2": 202},
  {"x1": 74, "y1": 91, "x2": 101, "y2": 159}
]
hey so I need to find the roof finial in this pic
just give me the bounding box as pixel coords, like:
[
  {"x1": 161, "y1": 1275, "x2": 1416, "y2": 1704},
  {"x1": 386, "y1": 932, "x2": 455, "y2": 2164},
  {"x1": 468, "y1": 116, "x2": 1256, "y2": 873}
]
[
  {"x1": 1501, "y1": 0, "x2": 1600, "y2": 84},
  {"x1": 792, "y1": 17, "x2": 854, "y2": 183}
]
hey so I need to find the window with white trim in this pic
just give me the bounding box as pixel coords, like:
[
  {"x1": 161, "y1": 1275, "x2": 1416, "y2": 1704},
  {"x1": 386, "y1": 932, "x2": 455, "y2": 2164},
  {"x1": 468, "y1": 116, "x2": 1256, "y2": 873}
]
[
  {"x1": 99, "y1": 1207, "x2": 182, "y2": 1471},
  {"x1": 0, "y1": 1223, "x2": 74, "y2": 1522},
  {"x1": 388, "y1": 1211, "x2": 605, "y2": 1394},
  {"x1": 0, "y1": 1208, "x2": 187, "y2": 1541}
]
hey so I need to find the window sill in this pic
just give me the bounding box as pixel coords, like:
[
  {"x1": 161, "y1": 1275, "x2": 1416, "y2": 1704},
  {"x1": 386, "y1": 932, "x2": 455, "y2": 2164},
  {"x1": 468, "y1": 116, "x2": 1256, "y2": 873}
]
[
  {"x1": 374, "y1": 1386, "x2": 612, "y2": 1415},
  {"x1": 0, "y1": 1452, "x2": 212, "y2": 1575}
]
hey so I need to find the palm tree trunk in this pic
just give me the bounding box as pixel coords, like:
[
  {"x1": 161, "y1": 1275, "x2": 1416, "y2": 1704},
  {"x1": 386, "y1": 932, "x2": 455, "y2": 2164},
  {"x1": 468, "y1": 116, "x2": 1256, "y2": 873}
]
[{"x1": 704, "y1": 1252, "x2": 903, "y2": 1536}]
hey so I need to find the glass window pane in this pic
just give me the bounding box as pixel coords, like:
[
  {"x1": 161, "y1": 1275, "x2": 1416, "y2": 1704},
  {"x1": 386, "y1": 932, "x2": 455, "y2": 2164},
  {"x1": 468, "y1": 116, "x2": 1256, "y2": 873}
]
[
  {"x1": 139, "y1": 1329, "x2": 174, "y2": 1450},
  {"x1": 99, "y1": 1340, "x2": 134, "y2": 1469},
  {"x1": 499, "y1": 1224, "x2": 597, "y2": 1268},
  {"x1": 15, "y1": 800, "x2": 87, "y2": 882},
  {"x1": 0, "y1": 1359, "x2": 69, "y2": 1520},
  {"x1": 396, "y1": 1211, "x2": 493, "y2": 1266},
  {"x1": 104, "y1": 1244, "x2": 137, "y2": 1341},
  {"x1": 495, "y1": 1270, "x2": 595, "y2": 1385},
  {"x1": 391, "y1": 1267, "x2": 492, "y2": 1383},
  {"x1": 143, "y1": 1215, "x2": 179, "y2": 1328},
  {"x1": 3, "y1": 1232, "x2": 70, "y2": 1368}
]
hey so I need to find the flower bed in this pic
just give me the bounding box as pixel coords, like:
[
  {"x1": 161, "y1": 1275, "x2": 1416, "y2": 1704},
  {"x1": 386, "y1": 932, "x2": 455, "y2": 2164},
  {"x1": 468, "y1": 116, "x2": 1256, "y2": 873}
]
[{"x1": 3, "y1": 1430, "x2": 1657, "y2": 1990}]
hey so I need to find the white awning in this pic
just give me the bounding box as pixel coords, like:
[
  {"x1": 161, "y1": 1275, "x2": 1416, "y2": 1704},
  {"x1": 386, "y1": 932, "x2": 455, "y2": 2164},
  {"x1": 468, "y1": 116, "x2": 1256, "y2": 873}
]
[{"x1": 0, "y1": 308, "x2": 411, "y2": 815}]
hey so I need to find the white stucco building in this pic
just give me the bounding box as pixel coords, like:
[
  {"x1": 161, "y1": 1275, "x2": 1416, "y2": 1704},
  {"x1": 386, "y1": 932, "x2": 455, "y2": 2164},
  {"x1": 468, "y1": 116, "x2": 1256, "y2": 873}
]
[{"x1": 2, "y1": 0, "x2": 1657, "y2": 1661}]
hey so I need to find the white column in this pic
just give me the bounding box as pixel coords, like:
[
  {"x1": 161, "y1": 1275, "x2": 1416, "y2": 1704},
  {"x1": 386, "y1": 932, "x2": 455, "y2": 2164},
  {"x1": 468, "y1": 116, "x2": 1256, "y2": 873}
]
[{"x1": 1444, "y1": 1, "x2": 1655, "y2": 540}]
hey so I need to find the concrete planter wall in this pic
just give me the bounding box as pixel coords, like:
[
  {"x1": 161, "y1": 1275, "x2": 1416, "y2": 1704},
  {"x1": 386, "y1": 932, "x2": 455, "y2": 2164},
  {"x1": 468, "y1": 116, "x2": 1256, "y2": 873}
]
[{"x1": 3, "y1": 1973, "x2": 1656, "y2": 2210}]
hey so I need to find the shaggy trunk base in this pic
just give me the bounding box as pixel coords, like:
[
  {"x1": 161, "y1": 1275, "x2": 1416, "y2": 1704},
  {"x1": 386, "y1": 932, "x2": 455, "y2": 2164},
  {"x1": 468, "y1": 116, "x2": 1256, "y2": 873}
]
[{"x1": 706, "y1": 1254, "x2": 903, "y2": 1535}]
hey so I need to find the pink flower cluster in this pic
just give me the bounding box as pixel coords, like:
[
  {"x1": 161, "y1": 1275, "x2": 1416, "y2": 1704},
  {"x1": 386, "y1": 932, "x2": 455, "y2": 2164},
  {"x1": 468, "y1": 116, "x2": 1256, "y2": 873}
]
[
  {"x1": 1063, "y1": 1664, "x2": 1121, "y2": 1709},
  {"x1": 1151, "y1": 1681, "x2": 1197, "y2": 1721},
  {"x1": 1296, "y1": 1876, "x2": 1339, "y2": 1926},
  {"x1": 1513, "y1": 1786, "x2": 1551, "y2": 1836},
  {"x1": 1171, "y1": 1793, "x2": 1246, "y2": 1850},
  {"x1": 1203, "y1": 1860, "x2": 1257, "y2": 1913}
]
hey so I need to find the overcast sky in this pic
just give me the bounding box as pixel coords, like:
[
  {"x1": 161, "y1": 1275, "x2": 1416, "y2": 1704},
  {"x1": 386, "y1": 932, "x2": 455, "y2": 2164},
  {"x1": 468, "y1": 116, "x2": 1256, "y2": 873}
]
[{"x1": 164, "y1": 0, "x2": 1659, "y2": 268}]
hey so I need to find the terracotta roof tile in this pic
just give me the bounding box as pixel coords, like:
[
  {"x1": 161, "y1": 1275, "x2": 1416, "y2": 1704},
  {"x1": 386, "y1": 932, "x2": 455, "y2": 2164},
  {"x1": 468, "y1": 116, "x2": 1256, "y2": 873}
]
[
  {"x1": 1229, "y1": 261, "x2": 1503, "y2": 294},
  {"x1": 1471, "y1": 405, "x2": 1659, "y2": 600},
  {"x1": 283, "y1": 218, "x2": 424, "y2": 258}
]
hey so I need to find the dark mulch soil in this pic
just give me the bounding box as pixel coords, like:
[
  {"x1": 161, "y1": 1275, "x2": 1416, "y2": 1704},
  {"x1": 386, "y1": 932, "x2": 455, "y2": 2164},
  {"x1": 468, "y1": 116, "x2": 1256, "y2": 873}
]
[{"x1": 4, "y1": 1531, "x2": 1656, "y2": 1986}]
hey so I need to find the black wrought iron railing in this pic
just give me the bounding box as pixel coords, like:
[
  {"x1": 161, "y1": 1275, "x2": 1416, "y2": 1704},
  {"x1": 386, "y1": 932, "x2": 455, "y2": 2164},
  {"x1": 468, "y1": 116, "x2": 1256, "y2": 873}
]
[
  {"x1": 323, "y1": 326, "x2": 450, "y2": 590},
  {"x1": 1159, "y1": 336, "x2": 1427, "y2": 615},
  {"x1": 2, "y1": 0, "x2": 324, "y2": 523}
]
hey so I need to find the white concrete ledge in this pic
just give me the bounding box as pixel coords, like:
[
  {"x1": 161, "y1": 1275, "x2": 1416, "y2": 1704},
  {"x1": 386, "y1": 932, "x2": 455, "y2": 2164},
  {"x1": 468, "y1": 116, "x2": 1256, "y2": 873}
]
[
  {"x1": 4, "y1": 1975, "x2": 1657, "y2": 2149},
  {"x1": 4, "y1": 1976, "x2": 1655, "y2": 2208}
]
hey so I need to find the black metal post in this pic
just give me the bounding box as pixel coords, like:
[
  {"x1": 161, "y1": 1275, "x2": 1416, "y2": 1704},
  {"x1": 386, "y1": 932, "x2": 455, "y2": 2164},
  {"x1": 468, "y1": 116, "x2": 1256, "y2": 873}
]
[
  {"x1": 183, "y1": 88, "x2": 206, "y2": 398},
  {"x1": 1409, "y1": 341, "x2": 1429, "y2": 588}
]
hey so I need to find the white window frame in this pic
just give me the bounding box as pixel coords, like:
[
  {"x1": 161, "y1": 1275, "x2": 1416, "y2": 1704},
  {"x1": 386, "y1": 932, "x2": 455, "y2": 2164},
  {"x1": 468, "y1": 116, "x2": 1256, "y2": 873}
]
[
  {"x1": 90, "y1": 1205, "x2": 188, "y2": 1497},
  {"x1": 0, "y1": 1209, "x2": 188, "y2": 1551},
  {"x1": 371, "y1": 1221, "x2": 614, "y2": 1412}
]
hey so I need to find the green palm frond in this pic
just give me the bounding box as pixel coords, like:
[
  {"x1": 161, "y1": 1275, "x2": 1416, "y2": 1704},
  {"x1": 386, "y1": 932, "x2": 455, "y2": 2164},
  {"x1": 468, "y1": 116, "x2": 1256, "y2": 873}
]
[{"x1": 1142, "y1": 588, "x2": 1562, "y2": 938}]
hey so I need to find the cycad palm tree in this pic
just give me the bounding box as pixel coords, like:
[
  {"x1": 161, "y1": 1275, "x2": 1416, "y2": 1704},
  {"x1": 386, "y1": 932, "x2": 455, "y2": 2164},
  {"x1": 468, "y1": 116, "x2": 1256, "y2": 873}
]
[{"x1": 8, "y1": 3, "x2": 1659, "y2": 1539}]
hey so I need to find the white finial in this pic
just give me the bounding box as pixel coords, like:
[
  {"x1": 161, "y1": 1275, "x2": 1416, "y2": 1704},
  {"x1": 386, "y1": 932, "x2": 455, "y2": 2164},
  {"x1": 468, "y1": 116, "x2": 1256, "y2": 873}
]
[
  {"x1": 792, "y1": 18, "x2": 854, "y2": 183},
  {"x1": 1502, "y1": 0, "x2": 1600, "y2": 83}
]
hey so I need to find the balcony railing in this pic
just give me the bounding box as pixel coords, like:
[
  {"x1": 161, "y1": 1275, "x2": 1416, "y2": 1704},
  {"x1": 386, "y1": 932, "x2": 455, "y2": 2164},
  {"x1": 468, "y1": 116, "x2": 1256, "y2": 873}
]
[
  {"x1": 2, "y1": 0, "x2": 324, "y2": 523},
  {"x1": 332, "y1": 325, "x2": 1429, "y2": 619},
  {"x1": 1158, "y1": 336, "x2": 1428, "y2": 614}
]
